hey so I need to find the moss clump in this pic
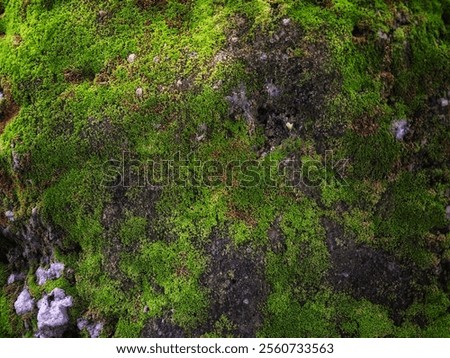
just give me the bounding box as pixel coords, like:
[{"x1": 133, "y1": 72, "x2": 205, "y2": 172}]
[
  {"x1": 0, "y1": 264, "x2": 13, "y2": 337},
  {"x1": 262, "y1": 200, "x2": 331, "y2": 336},
  {"x1": 119, "y1": 214, "x2": 148, "y2": 246},
  {"x1": 345, "y1": 129, "x2": 402, "y2": 181},
  {"x1": 374, "y1": 172, "x2": 447, "y2": 267}
]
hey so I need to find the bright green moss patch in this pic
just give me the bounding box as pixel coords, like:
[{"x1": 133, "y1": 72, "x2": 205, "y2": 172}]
[
  {"x1": 374, "y1": 172, "x2": 447, "y2": 267},
  {"x1": 261, "y1": 290, "x2": 396, "y2": 338},
  {"x1": 334, "y1": 294, "x2": 395, "y2": 338},
  {"x1": 262, "y1": 199, "x2": 331, "y2": 336},
  {"x1": 119, "y1": 214, "x2": 148, "y2": 246},
  {"x1": 119, "y1": 236, "x2": 208, "y2": 331}
]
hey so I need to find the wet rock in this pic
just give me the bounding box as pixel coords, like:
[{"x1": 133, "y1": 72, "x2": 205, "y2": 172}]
[
  {"x1": 5, "y1": 210, "x2": 14, "y2": 222},
  {"x1": 14, "y1": 288, "x2": 35, "y2": 315},
  {"x1": 392, "y1": 120, "x2": 409, "y2": 140},
  {"x1": 36, "y1": 262, "x2": 65, "y2": 286},
  {"x1": 7, "y1": 272, "x2": 25, "y2": 285},
  {"x1": 127, "y1": 53, "x2": 137, "y2": 63},
  {"x1": 36, "y1": 288, "x2": 73, "y2": 338},
  {"x1": 77, "y1": 318, "x2": 103, "y2": 338}
]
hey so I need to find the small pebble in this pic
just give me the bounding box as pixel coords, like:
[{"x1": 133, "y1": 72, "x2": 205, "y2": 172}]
[
  {"x1": 127, "y1": 53, "x2": 137, "y2": 63},
  {"x1": 438, "y1": 98, "x2": 449, "y2": 108},
  {"x1": 377, "y1": 30, "x2": 389, "y2": 41},
  {"x1": 5, "y1": 210, "x2": 14, "y2": 222},
  {"x1": 392, "y1": 120, "x2": 408, "y2": 140}
]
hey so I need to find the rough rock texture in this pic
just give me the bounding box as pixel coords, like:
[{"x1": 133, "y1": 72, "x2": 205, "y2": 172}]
[
  {"x1": 5, "y1": 208, "x2": 63, "y2": 272},
  {"x1": 324, "y1": 218, "x2": 421, "y2": 323},
  {"x1": 141, "y1": 316, "x2": 185, "y2": 338},
  {"x1": 36, "y1": 288, "x2": 73, "y2": 338},
  {"x1": 392, "y1": 120, "x2": 409, "y2": 140},
  {"x1": 198, "y1": 232, "x2": 268, "y2": 337},
  {"x1": 14, "y1": 288, "x2": 35, "y2": 316},
  {"x1": 77, "y1": 318, "x2": 103, "y2": 338},
  {"x1": 224, "y1": 19, "x2": 340, "y2": 151},
  {"x1": 127, "y1": 53, "x2": 136, "y2": 63},
  {"x1": 4, "y1": 210, "x2": 14, "y2": 222},
  {"x1": 7, "y1": 272, "x2": 25, "y2": 285},
  {"x1": 36, "y1": 262, "x2": 65, "y2": 286}
]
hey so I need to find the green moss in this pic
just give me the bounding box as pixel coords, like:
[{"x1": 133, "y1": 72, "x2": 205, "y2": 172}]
[
  {"x1": 0, "y1": 264, "x2": 13, "y2": 337},
  {"x1": 343, "y1": 208, "x2": 375, "y2": 243},
  {"x1": 345, "y1": 129, "x2": 402, "y2": 181},
  {"x1": 396, "y1": 286, "x2": 450, "y2": 338},
  {"x1": 119, "y1": 236, "x2": 208, "y2": 332},
  {"x1": 375, "y1": 172, "x2": 446, "y2": 266},
  {"x1": 119, "y1": 214, "x2": 148, "y2": 246},
  {"x1": 260, "y1": 291, "x2": 337, "y2": 338},
  {"x1": 202, "y1": 314, "x2": 237, "y2": 338},
  {"x1": 262, "y1": 200, "x2": 331, "y2": 336},
  {"x1": 261, "y1": 290, "x2": 396, "y2": 338},
  {"x1": 334, "y1": 294, "x2": 394, "y2": 338}
]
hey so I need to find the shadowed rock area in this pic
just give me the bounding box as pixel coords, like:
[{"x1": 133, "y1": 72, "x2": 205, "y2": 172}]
[
  {"x1": 198, "y1": 232, "x2": 268, "y2": 337},
  {"x1": 323, "y1": 218, "x2": 423, "y2": 323}
]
